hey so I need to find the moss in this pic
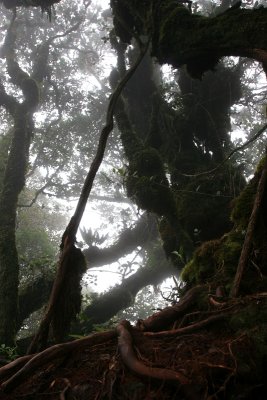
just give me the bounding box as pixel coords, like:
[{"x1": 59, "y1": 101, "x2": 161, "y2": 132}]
[
  {"x1": 126, "y1": 147, "x2": 177, "y2": 216},
  {"x1": 181, "y1": 239, "x2": 221, "y2": 285},
  {"x1": 181, "y1": 154, "x2": 267, "y2": 292},
  {"x1": 231, "y1": 177, "x2": 257, "y2": 229},
  {"x1": 229, "y1": 302, "x2": 267, "y2": 382},
  {"x1": 232, "y1": 156, "x2": 267, "y2": 230},
  {"x1": 130, "y1": 148, "x2": 166, "y2": 177},
  {"x1": 151, "y1": 1, "x2": 267, "y2": 77},
  {"x1": 126, "y1": 175, "x2": 175, "y2": 215}
]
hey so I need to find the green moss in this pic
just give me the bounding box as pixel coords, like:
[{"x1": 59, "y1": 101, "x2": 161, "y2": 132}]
[
  {"x1": 231, "y1": 178, "x2": 257, "y2": 229},
  {"x1": 131, "y1": 148, "x2": 166, "y2": 177},
  {"x1": 229, "y1": 302, "x2": 267, "y2": 382},
  {"x1": 126, "y1": 175, "x2": 175, "y2": 215},
  {"x1": 181, "y1": 239, "x2": 221, "y2": 285},
  {"x1": 181, "y1": 155, "x2": 267, "y2": 291},
  {"x1": 181, "y1": 228, "x2": 244, "y2": 288}
]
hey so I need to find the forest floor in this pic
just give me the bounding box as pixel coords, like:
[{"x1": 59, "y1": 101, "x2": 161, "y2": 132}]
[{"x1": 0, "y1": 286, "x2": 266, "y2": 399}]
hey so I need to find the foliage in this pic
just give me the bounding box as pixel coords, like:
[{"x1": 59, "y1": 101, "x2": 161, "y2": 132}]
[{"x1": 0, "y1": 344, "x2": 18, "y2": 362}]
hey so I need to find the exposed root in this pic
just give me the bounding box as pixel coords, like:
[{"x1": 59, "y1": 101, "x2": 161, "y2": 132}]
[
  {"x1": 1, "y1": 290, "x2": 267, "y2": 399},
  {"x1": 143, "y1": 312, "x2": 229, "y2": 338},
  {"x1": 1, "y1": 330, "x2": 116, "y2": 393},
  {"x1": 117, "y1": 320, "x2": 190, "y2": 384}
]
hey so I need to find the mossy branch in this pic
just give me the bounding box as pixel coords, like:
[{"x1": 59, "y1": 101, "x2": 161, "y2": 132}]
[{"x1": 152, "y1": 1, "x2": 267, "y2": 78}]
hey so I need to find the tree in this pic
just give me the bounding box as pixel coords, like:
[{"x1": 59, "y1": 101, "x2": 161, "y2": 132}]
[{"x1": 1, "y1": 0, "x2": 267, "y2": 398}]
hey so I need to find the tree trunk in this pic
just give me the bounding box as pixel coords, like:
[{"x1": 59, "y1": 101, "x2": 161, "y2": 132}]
[{"x1": 0, "y1": 112, "x2": 31, "y2": 345}]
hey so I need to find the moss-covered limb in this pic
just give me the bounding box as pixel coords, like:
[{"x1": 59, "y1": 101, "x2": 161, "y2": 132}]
[
  {"x1": 28, "y1": 44, "x2": 149, "y2": 353},
  {"x1": 151, "y1": 1, "x2": 267, "y2": 77},
  {"x1": 111, "y1": 67, "x2": 185, "y2": 255}
]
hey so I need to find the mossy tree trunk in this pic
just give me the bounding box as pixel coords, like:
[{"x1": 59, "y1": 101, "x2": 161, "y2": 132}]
[
  {"x1": 0, "y1": 13, "x2": 48, "y2": 345},
  {"x1": 0, "y1": 109, "x2": 32, "y2": 345},
  {"x1": 109, "y1": 30, "x2": 245, "y2": 266}
]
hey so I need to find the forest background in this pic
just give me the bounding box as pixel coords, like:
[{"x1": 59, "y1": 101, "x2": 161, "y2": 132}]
[{"x1": 0, "y1": 0, "x2": 267, "y2": 398}]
